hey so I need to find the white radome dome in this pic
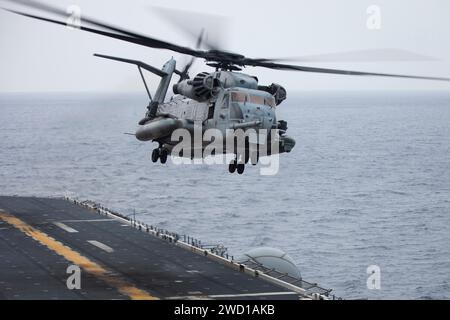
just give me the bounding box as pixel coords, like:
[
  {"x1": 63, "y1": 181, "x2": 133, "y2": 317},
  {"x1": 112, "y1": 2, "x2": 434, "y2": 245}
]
[{"x1": 239, "y1": 247, "x2": 301, "y2": 279}]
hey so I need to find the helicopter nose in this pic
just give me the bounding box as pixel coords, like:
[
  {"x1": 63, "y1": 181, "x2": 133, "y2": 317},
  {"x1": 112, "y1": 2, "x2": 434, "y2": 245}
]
[
  {"x1": 237, "y1": 103, "x2": 274, "y2": 131},
  {"x1": 261, "y1": 108, "x2": 276, "y2": 130}
]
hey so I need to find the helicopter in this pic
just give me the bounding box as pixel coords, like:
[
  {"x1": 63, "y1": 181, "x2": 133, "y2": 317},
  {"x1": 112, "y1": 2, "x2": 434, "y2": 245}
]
[{"x1": 4, "y1": 1, "x2": 450, "y2": 174}]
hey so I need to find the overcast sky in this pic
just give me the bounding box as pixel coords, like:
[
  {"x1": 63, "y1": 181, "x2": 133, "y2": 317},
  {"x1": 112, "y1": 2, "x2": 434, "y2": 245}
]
[{"x1": 1, "y1": 0, "x2": 450, "y2": 93}]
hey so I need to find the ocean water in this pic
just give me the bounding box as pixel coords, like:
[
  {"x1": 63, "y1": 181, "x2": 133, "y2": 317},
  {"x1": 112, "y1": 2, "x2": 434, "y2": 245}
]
[{"x1": 0, "y1": 91, "x2": 449, "y2": 299}]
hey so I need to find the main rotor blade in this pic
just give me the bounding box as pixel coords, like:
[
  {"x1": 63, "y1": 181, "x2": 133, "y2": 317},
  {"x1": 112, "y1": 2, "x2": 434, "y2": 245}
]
[
  {"x1": 4, "y1": 9, "x2": 150, "y2": 45},
  {"x1": 254, "y1": 48, "x2": 437, "y2": 63},
  {"x1": 4, "y1": 0, "x2": 449, "y2": 82},
  {"x1": 152, "y1": 6, "x2": 229, "y2": 51},
  {"x1": 184, "y1": 28, "x2": 206, "y2": 71},
  {"x1": 3, "y1": 0, "x2": 205, "y2": 58},
  {"x1": 179, "y1": 29, "x2": 205, "y2": 81},
  {"x1": 247, "y1": 60, "x2": 450, "y2": 81}
]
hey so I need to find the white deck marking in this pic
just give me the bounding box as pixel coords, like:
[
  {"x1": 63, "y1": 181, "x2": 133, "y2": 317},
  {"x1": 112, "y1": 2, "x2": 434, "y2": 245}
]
[
  {"x1": 87, "y1": 240, "x2": 114, "y2": 253},
  {"x1": 53, "y1": 222, "x2": 78, "y2": 233},
  {"x1": 187, "y1": 270, "x2": 201, "y2": 274},
  {"x1": 59, "y1": 219, "x2": 115, "y2": 223},
  {"x1": 208, "y1": 291, "x2": 297, "y2": 298},
  {"x1": 167, "y1": 291, "x2": 298, "y2": 300}
]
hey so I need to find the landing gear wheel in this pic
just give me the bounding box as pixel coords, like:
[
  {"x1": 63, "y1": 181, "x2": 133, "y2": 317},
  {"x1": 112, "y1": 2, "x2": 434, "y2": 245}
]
[
  {"x1": 151, "y1": 149, "x2": 159, "y2": 163},
  {"x1": 160, "y1": 149, "x2": 168, "y2": 164},
  {"x1": 228, "y1": 161, "x2": 236, "y2": 173},
  {"x1": 237, "y1": 163, "x2": 245, "y2": 174}
]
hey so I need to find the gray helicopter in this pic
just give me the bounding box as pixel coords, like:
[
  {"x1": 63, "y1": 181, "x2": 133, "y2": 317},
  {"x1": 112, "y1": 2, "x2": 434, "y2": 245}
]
[
  {"x1": 93, "y1": 53, "x2": 294, "y2": 175},
  {"x1": 5, "y1": 1, "x2": 450, "y2": 174}
]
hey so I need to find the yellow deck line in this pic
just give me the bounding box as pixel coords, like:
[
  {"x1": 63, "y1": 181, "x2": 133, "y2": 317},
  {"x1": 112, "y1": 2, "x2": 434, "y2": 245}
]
[{"x1": 0, "y1": 210, "x2": 158, "y2": 300}]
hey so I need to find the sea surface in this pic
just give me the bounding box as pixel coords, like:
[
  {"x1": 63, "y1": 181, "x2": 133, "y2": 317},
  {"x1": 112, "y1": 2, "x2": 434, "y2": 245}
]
[{"x1": 1, "y1": 91, "x2": 449, "y2": 299}]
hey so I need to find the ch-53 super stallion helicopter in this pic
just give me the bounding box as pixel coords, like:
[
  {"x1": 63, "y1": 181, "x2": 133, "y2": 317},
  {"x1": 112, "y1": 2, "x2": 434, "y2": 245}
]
[{"x1": 4, "y1": 1, "x2": 450, "y2": 174}]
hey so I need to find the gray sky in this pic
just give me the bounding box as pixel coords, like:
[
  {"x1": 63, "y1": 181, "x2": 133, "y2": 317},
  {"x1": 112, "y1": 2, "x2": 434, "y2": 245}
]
[{"x1": 1, "y1": 0, "x2": 450, "y2": 93}]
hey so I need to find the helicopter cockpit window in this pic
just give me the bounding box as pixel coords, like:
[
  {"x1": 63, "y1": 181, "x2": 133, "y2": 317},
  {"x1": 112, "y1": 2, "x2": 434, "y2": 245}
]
[
  {"x1": 231, "y1": 92, "x2": 275, "y2": 107},
  {"x1": 265, "y1": 96, "x2": 276, "y2": 107},
  {"x1": 231, "y1": 91, "x2": 247, "y2": 103},
  {"x1": 221, "y1": 93, "x2": 229, "y2": 108},
  {"x1": 249, "y1": 95, "x2": 265, "y2": 105}
]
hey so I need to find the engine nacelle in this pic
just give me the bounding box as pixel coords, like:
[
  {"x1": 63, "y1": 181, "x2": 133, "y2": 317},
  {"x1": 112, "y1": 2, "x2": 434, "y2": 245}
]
[
  {"x1": 173, "y1": 71, "x2": 260, "y2": 102},
  {"x1": 173, "y1": 72, "x2": 217, "y2": 101}
]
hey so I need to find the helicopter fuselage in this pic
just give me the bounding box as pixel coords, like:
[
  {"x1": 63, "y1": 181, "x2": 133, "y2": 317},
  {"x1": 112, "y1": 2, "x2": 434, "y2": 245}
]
[{"x1": 135, "y1": 71, "x2": 295, "y2": 158}]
